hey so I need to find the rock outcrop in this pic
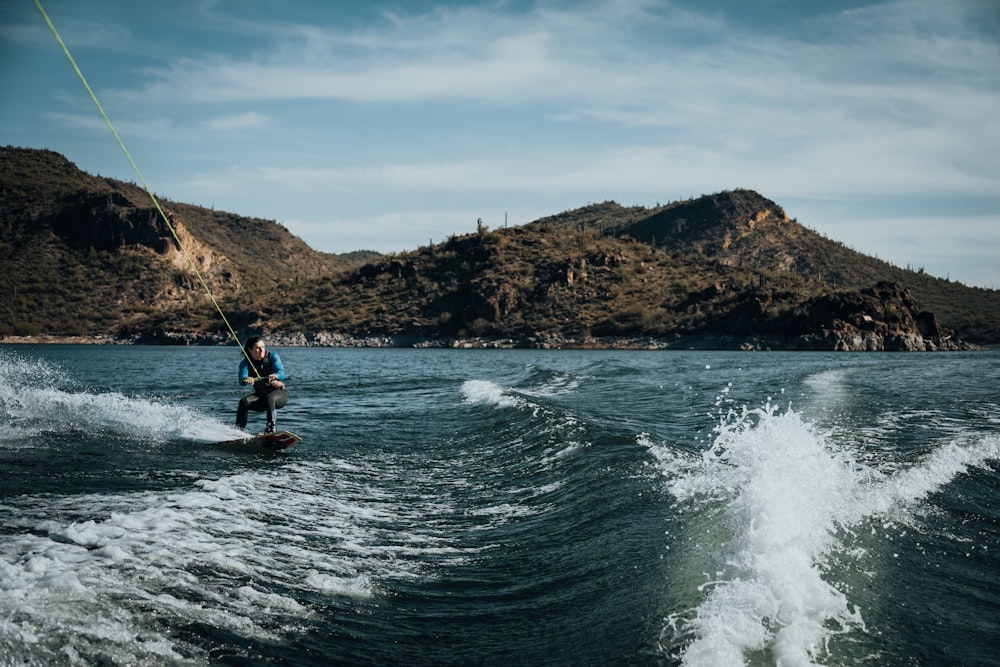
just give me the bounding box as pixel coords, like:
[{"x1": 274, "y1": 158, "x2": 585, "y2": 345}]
[{"x1": 777, "y1": 282, "x2": 963, "y2": 351}]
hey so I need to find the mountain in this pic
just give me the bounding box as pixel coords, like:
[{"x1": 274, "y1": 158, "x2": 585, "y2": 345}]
[
  {"x1": 0, "y1": 147, "x2": 377, "y2": 338},
  {"x1": 2, "y1": 146, "x2": 998, "y2": 349},
  {"x1": 529, "y1": 190, "x2": 1000, "y2": 343},
  {"x1": 266, "y1": 219, "x2": 980, "y2": 350}
]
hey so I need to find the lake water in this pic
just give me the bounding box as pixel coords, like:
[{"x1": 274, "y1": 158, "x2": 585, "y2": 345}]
[{"x1": 1, "y1": 345, "x2": 998, "y2": 666}]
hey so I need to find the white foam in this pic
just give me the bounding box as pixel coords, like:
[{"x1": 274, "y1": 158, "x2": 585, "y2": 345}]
[
  {"x1": 1, "y1": 383, "x2": 238, "y2": 444},
  {"x1": 647, "y1": 405, "x2": 1000, "y2": 666},
  {"x1": 0, "y1": 458, "x2": 488, "y2": 663},
  {"x1": 460, "y1": 379, "x2": 524, "y2": 409},
  {"x1": 853, "y1": 435, "x2": 1000, "y2": 521},
  {"x1": 0, "y1": 349, "x2": 240, "y2": 444},
  {"x1": 541, "y1": 440, "x2": 585, "y2": 463},
  {"x1": 303, "y1": 572, "x2": 373, "y2": 598},
  {"x1": 467, "y1": 502, "x2": 541, "y2": 523}
]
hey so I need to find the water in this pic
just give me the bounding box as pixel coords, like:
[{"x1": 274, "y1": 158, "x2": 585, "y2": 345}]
[{"x1": 0, "y1": 345, "x2": 998, "y2": 666}]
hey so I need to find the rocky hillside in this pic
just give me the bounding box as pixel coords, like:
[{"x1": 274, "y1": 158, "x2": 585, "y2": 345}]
[
  {"x1": 534, "y1": 190, "x2": 1000, "y2": 341},
  {"x1": 0, "y1": 147, "x2": 376, "y2": 338},
  {"x1": 2, "y1": 146, "x2": 998, "y2": 349},
  {"x1": 265, "y1": 223, "x2": 978, "y2": 351}
]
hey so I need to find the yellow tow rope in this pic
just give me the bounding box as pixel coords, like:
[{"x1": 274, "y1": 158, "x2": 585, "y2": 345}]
[{"x1": 34, "y1": 0, "x2": 255, "y2": 368}]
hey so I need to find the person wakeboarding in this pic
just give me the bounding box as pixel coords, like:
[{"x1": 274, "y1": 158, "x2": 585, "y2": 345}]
[{"x1": 236, "y1": 336, "x2": 287, "y2": 433}]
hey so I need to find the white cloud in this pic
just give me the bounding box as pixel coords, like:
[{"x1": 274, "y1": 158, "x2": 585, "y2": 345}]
[
  {"x1": 46, "y1": 111, "x2": 175, "y2": 140},
  {"x1": 202, "y1": 112, "x2": 269, "y2": 131},
  {"x1": 110, "y1": 0, "x2": 997, "y2": 181},
  {"x1": 9, "y1": 0, "x2": 998, "y2": 286}
]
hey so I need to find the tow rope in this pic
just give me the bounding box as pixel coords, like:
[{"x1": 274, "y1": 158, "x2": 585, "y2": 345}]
[{"x1": 34, "y1": 0, "x2": 255, "y2": 368}]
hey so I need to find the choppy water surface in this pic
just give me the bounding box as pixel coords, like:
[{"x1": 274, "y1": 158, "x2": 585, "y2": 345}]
[{"x1": 1, "y1": 346, "x2": 998, "y2": 666}]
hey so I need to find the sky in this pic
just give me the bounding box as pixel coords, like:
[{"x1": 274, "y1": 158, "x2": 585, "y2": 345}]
[{"x1": 2, "y1": 0, "x2": 999, "y2": 288}]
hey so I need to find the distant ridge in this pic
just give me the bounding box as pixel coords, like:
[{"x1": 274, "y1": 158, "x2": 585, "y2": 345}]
[{"x1": 1, "y1": 146, "x2": 997, "y2": 348}]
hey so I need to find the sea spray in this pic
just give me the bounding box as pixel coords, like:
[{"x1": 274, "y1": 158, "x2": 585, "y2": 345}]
[
  {"x1": 0, "y1": 349, "x2": 236, "y2": 443},
  {"x1": 659, "y1": 404, "x2": 866, "y2": 666},
  {"x1": 461, "y1": 379, "x2": 525, "y2": 409},
  {"x1": 653, "y1": 400, "x2": 1000, "y2": 666}
]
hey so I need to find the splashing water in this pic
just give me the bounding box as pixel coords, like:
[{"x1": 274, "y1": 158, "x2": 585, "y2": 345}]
[
  {"x1": 0, "y1": 350, "x2": 238, "y2": 443},
  {"x1": 651, "y1": 402, "x2": 1000, "y2": 666},
  {"x1": 460, "y1": 379, "x2": 525, "y2": 409}
]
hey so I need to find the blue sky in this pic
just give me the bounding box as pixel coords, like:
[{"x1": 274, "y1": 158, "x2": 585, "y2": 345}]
[{"x1": 2, "y1": 0, "x2": 999, "y2": 288}]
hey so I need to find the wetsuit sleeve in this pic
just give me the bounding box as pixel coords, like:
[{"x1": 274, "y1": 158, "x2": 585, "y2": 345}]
[
  {"x1": 270, "y1": 353, "x2": 286, "y2": 381},
  {"x1": 238, "y1": 359, "x2": 251, "y2": 385}
]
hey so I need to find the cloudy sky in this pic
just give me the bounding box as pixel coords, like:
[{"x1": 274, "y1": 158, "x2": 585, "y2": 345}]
[{"x1": 2, "y1": 0, "x2": 998, "y2": 287}]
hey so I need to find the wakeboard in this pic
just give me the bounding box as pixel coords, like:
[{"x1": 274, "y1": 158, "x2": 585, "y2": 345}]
[{"x1": 211, "y1": 430, "x2": 302, "y2": 453}]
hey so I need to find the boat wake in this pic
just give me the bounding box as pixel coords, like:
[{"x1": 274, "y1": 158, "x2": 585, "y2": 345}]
[
  {"x1": 0, "y1": 350, "x2": 238, "y2": 444},
  {"x1": 646, "y1": 402, "x2": 1000, "y2": 666}
]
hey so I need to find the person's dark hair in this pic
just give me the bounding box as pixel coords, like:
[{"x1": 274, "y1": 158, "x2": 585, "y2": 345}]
[{"x1": 244, "y1": 336, "x2": 263, "y2": 357}]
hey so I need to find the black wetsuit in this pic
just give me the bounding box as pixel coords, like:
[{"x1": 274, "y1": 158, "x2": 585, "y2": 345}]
[{"x1": 236, "y1": 351, "x2": 288, "y2": 431}]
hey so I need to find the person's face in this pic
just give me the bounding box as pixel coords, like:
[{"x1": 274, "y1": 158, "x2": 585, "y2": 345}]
[{"x1": 252, "y1": 342, "x2": 266, "y2": 360}]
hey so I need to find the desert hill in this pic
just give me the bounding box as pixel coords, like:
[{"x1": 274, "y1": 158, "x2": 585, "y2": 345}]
[
  {"x1": 529, "y1": 190, "x2": 999, "y2": 342},
  {"x1": 0, "y1": 147, "x2": 376, "y2": 337},
  {"x1": 1, "y1": 146, "x2": 998, "y2": 349},
  {"x1": 267, "y1": 219, "x2": 972, "y2": 350}
]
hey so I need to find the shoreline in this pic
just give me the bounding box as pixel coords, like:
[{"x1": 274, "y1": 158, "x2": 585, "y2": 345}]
[{"x1": 0, "y1": 332, "x2": 984, "y2": 352}]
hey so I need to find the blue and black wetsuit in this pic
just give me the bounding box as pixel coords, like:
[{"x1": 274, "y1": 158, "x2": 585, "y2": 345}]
[{"x1": 236, "y1": 351, "x2": 288, "y2": 431}]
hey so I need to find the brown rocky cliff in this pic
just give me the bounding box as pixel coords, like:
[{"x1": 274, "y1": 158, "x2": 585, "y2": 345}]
[
  {"x1": 612, "y1": 189, "x2": 810, "y2": 274},
  {"x1": 1, "y1": 146, "x2": 353, "y2": 337},
  {"x1": 767, "y1": 281, "x2": 960, "y2": 351},
  {"x1": 42, "y1": 187, "x2": 240, "y2": 301}
]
